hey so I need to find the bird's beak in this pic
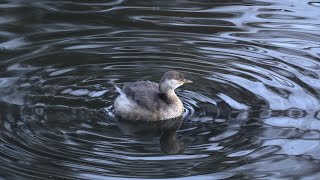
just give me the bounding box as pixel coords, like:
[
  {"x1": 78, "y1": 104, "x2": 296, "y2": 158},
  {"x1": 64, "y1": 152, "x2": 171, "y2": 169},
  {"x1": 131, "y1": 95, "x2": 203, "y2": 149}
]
[{"x1": 183, "y1": 79, "x2": 193, "y2": 84}]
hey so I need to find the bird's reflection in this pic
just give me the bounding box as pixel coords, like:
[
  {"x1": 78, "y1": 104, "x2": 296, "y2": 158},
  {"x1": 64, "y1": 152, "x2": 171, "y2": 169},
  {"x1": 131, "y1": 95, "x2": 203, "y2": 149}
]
[{"x1": 116, "y1": 116, "x2": 184, "y2": 154}]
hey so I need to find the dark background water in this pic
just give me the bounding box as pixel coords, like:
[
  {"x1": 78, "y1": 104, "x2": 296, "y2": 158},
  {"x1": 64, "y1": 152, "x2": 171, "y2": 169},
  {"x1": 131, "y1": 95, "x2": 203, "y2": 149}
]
[{"x1": 1, "y1": 0, "x2": 320, "y2": 179}]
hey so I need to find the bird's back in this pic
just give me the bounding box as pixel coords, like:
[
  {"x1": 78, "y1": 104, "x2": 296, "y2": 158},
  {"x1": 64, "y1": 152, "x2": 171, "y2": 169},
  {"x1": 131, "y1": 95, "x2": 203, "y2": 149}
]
[{"x1": 123, "y1": 81, "x2": 163, "y2": 111}]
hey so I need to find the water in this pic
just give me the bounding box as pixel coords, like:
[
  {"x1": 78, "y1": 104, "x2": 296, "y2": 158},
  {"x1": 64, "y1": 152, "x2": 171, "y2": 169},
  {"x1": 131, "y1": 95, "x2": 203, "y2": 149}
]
[{"x1": 1, "y1": 0, "x2": 320, "y2": 179}]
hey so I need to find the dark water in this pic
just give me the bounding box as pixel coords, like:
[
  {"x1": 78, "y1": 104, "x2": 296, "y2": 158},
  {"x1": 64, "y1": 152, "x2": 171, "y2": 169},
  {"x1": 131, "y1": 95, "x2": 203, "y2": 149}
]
[{"x1": 1, "y1": 0, "x2": 320, "y2": 179}]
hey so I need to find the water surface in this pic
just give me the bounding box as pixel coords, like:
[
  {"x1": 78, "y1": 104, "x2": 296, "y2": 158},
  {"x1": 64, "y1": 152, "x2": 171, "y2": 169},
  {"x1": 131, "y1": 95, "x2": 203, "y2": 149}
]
[{"x1": 1, "y1": 0, "x2": 320, "y2": 179}]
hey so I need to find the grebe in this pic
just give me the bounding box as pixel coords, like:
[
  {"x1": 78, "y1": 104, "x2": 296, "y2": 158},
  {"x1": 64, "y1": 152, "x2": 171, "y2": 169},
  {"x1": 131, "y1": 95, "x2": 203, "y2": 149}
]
[{"x1": 114, "y1": 71, "x2": 192, "y2": 121}]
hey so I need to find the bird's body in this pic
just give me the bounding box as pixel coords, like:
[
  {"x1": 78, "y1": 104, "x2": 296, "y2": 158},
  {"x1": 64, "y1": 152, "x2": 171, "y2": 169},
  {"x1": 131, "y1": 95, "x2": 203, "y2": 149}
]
[
  {"x1": 114, "y1": 81, "x2": 183, "y2": 121},
  {"x1": 114, "y1": 71, "x2": 192, "y2": 121}
]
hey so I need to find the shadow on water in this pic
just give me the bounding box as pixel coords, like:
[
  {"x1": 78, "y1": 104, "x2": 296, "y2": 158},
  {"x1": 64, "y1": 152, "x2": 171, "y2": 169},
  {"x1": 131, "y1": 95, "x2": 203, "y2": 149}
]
[
  {"x1": 1, "y1": 0, "x2": 320, "y2": 179},
  {"x1": 116, "y1": 117, "x2": 184, "y2": 155}
]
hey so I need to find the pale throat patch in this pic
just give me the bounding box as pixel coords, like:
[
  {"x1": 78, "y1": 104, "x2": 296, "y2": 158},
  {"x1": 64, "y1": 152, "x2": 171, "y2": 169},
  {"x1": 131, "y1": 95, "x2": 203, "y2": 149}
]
[{"x1": 160, "y1": 79, "x2": 183, "y2": 92}]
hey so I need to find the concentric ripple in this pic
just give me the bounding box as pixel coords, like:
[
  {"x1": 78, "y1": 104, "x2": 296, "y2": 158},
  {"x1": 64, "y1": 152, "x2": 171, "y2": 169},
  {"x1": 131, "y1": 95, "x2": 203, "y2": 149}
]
[{"x1": 1, "y1": 0, "x2": 320, "y2": 179}]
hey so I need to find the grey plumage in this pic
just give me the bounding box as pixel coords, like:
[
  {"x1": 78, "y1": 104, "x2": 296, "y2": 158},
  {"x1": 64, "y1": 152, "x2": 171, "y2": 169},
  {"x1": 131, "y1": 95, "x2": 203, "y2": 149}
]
[
  {"x1": 113, "y1": 71, "x2": 192, "y2": 121},
  {"x1": 123, "y1": 81, "x2": 167, "y2": 111}
]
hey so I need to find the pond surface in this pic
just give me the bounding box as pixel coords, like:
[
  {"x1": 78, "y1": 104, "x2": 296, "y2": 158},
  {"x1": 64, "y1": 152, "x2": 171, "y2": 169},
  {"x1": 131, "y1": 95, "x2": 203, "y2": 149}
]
[{"x1": 1, "y1": 0, "x2": 320, "y2": 179}]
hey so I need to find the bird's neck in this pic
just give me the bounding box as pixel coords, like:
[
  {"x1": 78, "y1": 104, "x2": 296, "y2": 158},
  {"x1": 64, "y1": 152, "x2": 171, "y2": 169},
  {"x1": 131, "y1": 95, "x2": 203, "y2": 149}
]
[{"x1": 159, "y1": 89, "x2": 179, "y2": 104}]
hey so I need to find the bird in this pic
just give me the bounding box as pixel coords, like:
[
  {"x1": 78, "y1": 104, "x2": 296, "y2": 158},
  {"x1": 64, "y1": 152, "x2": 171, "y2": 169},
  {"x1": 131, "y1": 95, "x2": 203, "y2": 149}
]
[{"x1": 114, "y1": 71, "x2": 192, "y2": 121}]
